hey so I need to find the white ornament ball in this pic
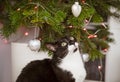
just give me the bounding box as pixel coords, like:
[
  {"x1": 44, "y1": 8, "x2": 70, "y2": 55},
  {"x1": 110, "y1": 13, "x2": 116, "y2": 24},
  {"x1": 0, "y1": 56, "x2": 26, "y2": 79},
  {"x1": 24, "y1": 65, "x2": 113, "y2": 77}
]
[
  {"x1": 28, "y1": 39, "x2": 41, "y2": 51},
  {"x1": 82, "y1": 53, "x2": 90, "y2": 62},
  {"x1": 71, "y1": 2, "x2": 82, "y2": 17}
]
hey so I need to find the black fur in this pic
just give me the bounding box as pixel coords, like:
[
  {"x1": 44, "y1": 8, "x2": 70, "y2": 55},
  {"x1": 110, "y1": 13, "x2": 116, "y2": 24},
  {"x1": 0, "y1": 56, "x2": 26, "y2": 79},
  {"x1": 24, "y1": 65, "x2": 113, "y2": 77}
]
[{"x1": 16, "y1": 36, "x2": 77, "y2": 82}]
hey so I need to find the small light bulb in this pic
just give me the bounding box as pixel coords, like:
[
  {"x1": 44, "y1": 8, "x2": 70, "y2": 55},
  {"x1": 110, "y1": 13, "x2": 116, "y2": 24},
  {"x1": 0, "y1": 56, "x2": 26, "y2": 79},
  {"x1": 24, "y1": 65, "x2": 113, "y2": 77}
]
[
  {"x1": 85, "y1": 19, "x2": 89, "y2": 24},
  {"x1": 88, "y1": 35, "x2": 94, "y2": 39},
  {"x1": 103, "y1": 48, "x2": 108, "y2": 52},
  {"x1": 68, "y1": 25, "x2": 73, "y2": 28},
  {"x1": 81, "y1": 0, "x2": 86, "y2": 3},
  {"x1": 98, "y1": 65, "x2": 102, "y2": 70},
  {"x1": 3, "y1": 39, "x2": 8, "y2": 44},
  {"x1": 24, "y1": 32, "x2": 29, "y2": 36},
  {"x1": 17, "y1": 8, "x2": 21, "y2": 11},
  {"x1": 94, "y1": 35, "x2": 97, "y2": 38},
  {"x1": 34, "y1": 6, "x2": 38, "y2": 11},
  {"x1": 83, "y1": 28, "x2": 87, "y2": 31},
  {"x1": 34, "y1": 6, "x2": 38, "y2": 9}
]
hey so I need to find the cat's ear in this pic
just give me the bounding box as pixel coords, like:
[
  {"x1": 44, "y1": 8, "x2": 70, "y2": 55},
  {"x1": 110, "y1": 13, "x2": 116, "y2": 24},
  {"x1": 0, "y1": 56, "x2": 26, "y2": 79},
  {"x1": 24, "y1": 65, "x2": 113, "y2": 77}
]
[{"x1": 45, "y1": 43, "x2": 56, "y2": 52}]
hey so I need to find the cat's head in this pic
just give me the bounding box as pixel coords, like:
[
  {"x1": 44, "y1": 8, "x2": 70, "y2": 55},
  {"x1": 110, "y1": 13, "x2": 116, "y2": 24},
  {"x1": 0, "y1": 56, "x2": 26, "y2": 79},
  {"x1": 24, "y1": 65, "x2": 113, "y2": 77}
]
[{"x1": 45, "y1": 36, "x2": 79, "y2": 59}]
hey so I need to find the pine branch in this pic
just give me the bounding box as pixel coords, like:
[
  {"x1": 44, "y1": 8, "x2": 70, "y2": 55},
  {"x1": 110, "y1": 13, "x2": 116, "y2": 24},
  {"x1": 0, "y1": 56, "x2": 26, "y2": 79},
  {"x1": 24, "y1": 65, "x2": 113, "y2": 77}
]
[{"x1": 0, "y1": 0, "x2": 117, "y2": 60}]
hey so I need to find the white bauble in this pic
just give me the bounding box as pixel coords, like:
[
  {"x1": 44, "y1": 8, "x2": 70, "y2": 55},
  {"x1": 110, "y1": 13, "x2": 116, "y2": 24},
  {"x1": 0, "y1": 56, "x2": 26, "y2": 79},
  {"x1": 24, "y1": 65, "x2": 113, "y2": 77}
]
[
  {"x1": 71, "y1": 2, "x2": 82, "y2": 17},
  {"x1": 82, "y1": 53, "x2": 89, "y2": 62},
  {"x1": 28, "y1": 39, "x2": 41, "y2": 51}
]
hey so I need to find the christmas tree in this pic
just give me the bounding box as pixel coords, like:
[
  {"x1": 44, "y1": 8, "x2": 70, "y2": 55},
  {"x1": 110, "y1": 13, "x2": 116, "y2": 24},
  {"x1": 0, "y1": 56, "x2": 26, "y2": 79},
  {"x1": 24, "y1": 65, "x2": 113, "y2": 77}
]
[{"x1": 0, "y1": 0, "x2": 120, "y2": 60}]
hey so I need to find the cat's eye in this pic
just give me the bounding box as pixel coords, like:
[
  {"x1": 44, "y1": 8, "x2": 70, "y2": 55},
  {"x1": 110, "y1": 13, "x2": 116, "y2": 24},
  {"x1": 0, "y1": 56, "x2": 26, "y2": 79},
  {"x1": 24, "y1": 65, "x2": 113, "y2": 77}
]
[
  {"x1": 61, "y1": 42, "x2": 67, "y2": 47},
  {"x1": 70, "y1": 37, "x2": 74, "y2": 40}
]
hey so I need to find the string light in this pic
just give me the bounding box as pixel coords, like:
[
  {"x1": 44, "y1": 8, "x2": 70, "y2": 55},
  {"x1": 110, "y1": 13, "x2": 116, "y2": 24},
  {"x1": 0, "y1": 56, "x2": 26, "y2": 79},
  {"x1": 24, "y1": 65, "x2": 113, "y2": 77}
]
[
  {"x1": 81, "y1": 0, "x2": 86, "y2": 4},
  {"x1": 68, "y1": 25, "x2": 73, "y2": 28},
  {"x1": 98, "y1": 65, "x2": 103, "y2": 81},
  {"x1": 83, "y1": 28, "x2": 87, "y2": 31},
  {"x1": 94, "y1": 35, "x2": 97, "y2": 38},
  {"x1": 24, "y1": 32, "x2": 29, "y2": 36},
  {"x1": 103, "y1": 48, "x2": 108, "y2": 52},
  {"x1": 84, "y1": 19, "x2": 89, "y2": 24},
  {"x1": 83, "y1": 27, "x2": 98, "y2": 39},
  {"x1": 3, "y1": 39, "x2": 8, "y2": 44},
  {"x1": 98, "y1": 65, "x2": 102, "y2": 70},
  {"x1": 84, "y1": 16, "x2": 93, "y2": 27},
  {"x1": 98, "y1": 57, "x2": 103, "y2": 81},
  {"x1": 34, "y1": 6, "x2": 38, "y2": 9},
  {"x1": 88, "y1": 34, "x2": 97, "y2": 39},
  {"x1": 34, "y1": 5, "x2": 38, "y2": 11},
  {"x1": 17, "y1": 8, "x2": 21, "y2": 11}
]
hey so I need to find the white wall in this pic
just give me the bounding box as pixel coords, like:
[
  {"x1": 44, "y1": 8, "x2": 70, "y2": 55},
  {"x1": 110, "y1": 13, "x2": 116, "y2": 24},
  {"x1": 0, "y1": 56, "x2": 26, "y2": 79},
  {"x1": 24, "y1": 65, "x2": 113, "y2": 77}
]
[
  {"x1": 0, "y1": 38, "x2": 12, "y2": 82},
  {"x1": 105, "y1": 17, "x2": 120, "y2": 82}
]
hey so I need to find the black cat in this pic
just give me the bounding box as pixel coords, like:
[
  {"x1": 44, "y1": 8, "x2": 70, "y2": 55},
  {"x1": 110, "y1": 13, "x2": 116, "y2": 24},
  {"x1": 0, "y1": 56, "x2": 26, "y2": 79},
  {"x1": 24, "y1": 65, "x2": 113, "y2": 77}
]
[{"x1": 16, "y1": 36, "x2": 86, "y2": 82}]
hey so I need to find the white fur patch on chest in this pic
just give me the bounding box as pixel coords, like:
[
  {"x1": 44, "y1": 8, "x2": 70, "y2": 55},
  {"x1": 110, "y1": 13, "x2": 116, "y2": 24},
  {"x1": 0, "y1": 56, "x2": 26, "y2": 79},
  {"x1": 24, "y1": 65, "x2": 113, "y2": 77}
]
[{"x1": 58, "y1": 48, "x2": 86, "y2": 82}]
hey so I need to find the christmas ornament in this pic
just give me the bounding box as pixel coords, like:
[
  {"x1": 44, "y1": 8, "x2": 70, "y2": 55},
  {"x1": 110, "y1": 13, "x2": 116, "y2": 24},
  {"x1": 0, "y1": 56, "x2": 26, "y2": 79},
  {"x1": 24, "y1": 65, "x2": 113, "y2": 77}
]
[
  {"x1": 28, "y1": 39, "x2": 41, "y2": 51},
  {"x1": 28, "y1": 26, "x2": 40, "y2": 51},
  {"x1": 71, "y1": 2, "x2": 82, "y2": 17},
  {"x1": 82, "y1": 53, "x2": 89, "y2": 62}
]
